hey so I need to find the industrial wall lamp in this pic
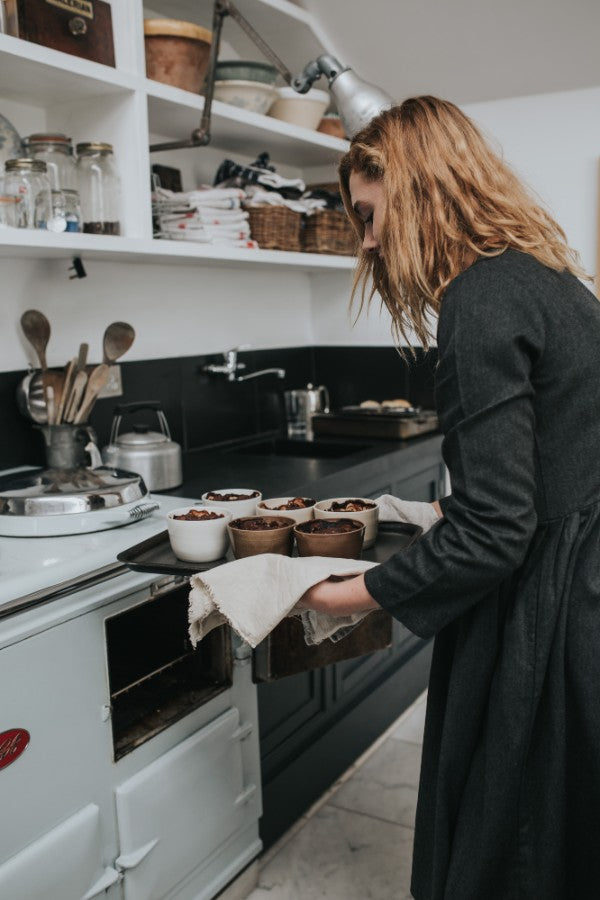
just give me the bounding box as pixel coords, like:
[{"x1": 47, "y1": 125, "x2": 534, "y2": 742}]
[{"x1": 149, "y1": 0, "x2": 394, "y2": 153}]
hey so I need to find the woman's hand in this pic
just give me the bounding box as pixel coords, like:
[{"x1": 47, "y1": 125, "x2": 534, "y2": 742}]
[{"x1": 297, "y1": 573, "x2": 380, "y2": 616}]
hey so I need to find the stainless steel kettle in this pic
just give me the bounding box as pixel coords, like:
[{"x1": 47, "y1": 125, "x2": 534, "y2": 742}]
[
  {"x1": 102, "y1": 401, "x2": 182, "y2": 490},
  {"x1": 284, "y1": 383, "x2": 330, "y2": 437}
]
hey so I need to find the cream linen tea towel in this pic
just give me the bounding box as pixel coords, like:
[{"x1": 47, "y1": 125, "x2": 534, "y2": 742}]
[
  {"x1": 187, "y1": 495, "x2": 441, "y2": 649},
  {"x1": 188, "y1": 554, "x2": 378, "y2": 649}
]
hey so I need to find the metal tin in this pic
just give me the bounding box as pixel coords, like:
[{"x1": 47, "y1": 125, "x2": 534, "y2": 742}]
[{"x1": 0, "y1": 466, "x2": 147, "y2": 517}]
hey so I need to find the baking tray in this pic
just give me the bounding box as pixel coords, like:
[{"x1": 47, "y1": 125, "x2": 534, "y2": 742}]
[
  {"x1": 312, "y1": 411, "x2": 438, "y2": 441},
  {"x1": 117, "y1": 520, "x2": 422, "y2": 579}
]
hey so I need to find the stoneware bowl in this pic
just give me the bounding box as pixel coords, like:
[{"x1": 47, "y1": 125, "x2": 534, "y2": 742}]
[
  {"x1": 213, "y1": 79, "x2": 276, "y2": 115},
  {"x1": 201, "y1": 488, "x2": 261, "y2": 518},
  {"x1": 293, "y1": 517, "x2": 365, "y2": 559},
  {"x1": 314, "y1": 498, "x2": 380, "y2": 549},
  {"x1": 215, "y1": 60, "x2": 279, "y2": 85},
  {"x1": 268, "y1": 86, "x2": 329, "y2": 130},
  {"x1": 166, "y1": 505, "x2": 232, "y2": 563},
  {"x1": 227, "y1": 515, "x2": 296, "y2": 559},
  {"x1": 257, "y1": 497, "x2": 316, "y2": 525}
]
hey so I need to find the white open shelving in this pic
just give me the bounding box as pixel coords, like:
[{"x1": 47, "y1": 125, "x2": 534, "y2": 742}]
[{"x1": 0, "y1": 0, "x2": 354, "y2": 273}]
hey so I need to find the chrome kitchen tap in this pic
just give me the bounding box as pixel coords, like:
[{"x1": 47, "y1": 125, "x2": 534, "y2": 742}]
[{"x1": 202, "y1": 346, "x2": 285, "y2": 382}]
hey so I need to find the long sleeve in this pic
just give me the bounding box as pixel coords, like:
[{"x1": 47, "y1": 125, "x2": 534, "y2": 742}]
[{"x1": 364, "y1": 258, "x2": 545, "y2": 637}]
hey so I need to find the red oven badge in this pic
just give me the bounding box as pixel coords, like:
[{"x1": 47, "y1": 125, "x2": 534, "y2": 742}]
[{"x1": 0, "y1": 729, "x2": 30, "y2": 771}]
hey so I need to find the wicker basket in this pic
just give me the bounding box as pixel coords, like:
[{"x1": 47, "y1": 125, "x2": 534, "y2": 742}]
[
  {"x1": 302, "y1": 209, "x2": 356, "y2": 256},
  {"x1": 245, "y1": 204, "x2": 303, "y2": 251}
]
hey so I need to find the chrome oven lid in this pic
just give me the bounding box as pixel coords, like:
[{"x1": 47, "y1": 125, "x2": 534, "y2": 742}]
[{"x1": 0, "y1": 467, "x2": 157, "y2": 537}]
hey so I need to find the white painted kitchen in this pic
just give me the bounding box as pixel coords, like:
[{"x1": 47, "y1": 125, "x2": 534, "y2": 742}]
[{"x1": 1, "y1": 1, "x2": 599, "y2": 899}]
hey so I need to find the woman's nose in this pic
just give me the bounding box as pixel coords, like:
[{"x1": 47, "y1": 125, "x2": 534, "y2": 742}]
[{"x1": 362, "y1": 231, "x2": 379, "y2": 253}]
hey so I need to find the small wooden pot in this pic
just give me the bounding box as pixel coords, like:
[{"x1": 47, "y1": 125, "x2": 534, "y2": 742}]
[{"x1": 144, "y1": 19, "x2": 212, "y2": 94}]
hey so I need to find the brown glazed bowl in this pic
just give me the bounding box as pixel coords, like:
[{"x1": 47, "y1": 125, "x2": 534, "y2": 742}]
[
  {"x1": 227, "y1": 515, "x2": 296, "y2": 559},
  {"x1": 293, "y1": 517, "x2": 365, "y2": 559}
]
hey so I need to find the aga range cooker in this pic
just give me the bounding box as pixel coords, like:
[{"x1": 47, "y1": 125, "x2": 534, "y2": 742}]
[{"x1": 0, "y1": 486, "x2": 261, "y2": 900}]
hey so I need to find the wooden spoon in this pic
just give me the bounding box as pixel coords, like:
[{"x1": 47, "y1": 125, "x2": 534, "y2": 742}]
[
  {"x1": 20, "y1": 309, "x2": 50, "y2": 371},
  {"x1": 56, "y1": 358, "x2": 77, "y2": 424},
  {"x1": 19, "y1": 309, "x2": 65, "y2": 424},
  {"x1": 73, "y1": 364, "x2": 111, "y2": 424},
  {"x1": 63, "y1": 370, "x2": 88, "y2": 423},
  {"x1": 102, "y1": 322, "x2": 135, "y2": 365}
]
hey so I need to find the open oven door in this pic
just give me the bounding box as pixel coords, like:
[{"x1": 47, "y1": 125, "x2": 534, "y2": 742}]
[{"x1": 252, "y1": 521, "x2": 421, "y2": 682}]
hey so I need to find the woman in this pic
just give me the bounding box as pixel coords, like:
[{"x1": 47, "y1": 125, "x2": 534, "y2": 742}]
[{"x1": 299, "y1": 97, "x2": 600, "y2": 899}]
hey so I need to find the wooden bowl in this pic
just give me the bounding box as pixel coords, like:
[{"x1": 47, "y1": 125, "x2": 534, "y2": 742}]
[
  {"x1": 293, "y1": 517, "x2": 365, "y2": 559},
  {"x1": 227, "y1": 515, "x2": 296, "y2": 559},
  {"x1": 144, "y1": 19, "x2": 212, "y2": 94}
]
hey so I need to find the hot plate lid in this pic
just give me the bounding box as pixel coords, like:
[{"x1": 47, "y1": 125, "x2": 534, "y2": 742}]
[{"x1": 0, "y1": 466, "x2": 148, "y2": 517}]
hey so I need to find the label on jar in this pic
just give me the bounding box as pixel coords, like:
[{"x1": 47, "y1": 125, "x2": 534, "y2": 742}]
[{"x1": 45, "y1": 0, "x2": 94, "y2": 20}]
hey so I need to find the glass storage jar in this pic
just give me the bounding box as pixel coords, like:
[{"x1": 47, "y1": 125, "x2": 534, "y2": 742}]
[
  {"x1": 24, "y1": 133, "x2": 81, "y2": 232},
  {"x1": 76, "y1": 142, "x2": 121, "y2": 235},
  {"x1": 3, "y1": 158, "x2": 52, "y2": 229}
]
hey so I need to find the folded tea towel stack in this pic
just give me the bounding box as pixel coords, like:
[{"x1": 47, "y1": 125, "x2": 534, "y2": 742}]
[
  {"x1": 187, "y1": 496, "x2": 441, "y2": 649},
  {"x1": 154, "y1": 186, "x2": 258, "y2": 247},
  {"x1": 243, "y1": 186, "x2": 328, "y2": 214}
]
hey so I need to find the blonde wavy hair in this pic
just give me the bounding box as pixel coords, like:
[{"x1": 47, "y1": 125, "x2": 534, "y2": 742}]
[{"x1": 338, "y1": 96, "x2": 588, "y2": 349}]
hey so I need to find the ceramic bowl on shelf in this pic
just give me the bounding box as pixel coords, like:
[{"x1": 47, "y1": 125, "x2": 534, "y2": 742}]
[
  {"x1": 166, "y1": 505, "x2": 232, "y2": 563},
  {"x1": 201, "y1": 488, "x2": 262, "y2": 518},
  {"x1": 268, "y1": 87, "x2": 329, "y2": 130},
  {"x1": 215, "y1": 60, "x2": 279, "y2": 85},
  {"x1": 213, "y1": 79, "x2": 277, "y2": 115},
  {"x1": 317, "y1": 114, "x2": 346, "y2": 139},
  {"x1": 293, "y1": 517, "x2": 365, "y2": 559},
  {"x1": 314, "y1": 497, "x2": 379, "y2": 549},
  {"x1": 257, "y1": 496, "x2": 316, "y2": 525},
  {"x1": 227, "y1": 515, "x2": 296, "y2": 558},
  {"x1": 144, "y1": 19, "x2": 213, "y2": 94}
]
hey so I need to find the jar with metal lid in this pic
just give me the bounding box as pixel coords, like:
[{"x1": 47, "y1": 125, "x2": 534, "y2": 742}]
[
  {"x1": 76, "y1": 141, "x2": 121, "y2": 235},
  {"x1": 3, "y1": 158, "x2": 52, "y2": 229},
  {"x1": 23, "y1": 134, "x2": 81, "y2": 232}
]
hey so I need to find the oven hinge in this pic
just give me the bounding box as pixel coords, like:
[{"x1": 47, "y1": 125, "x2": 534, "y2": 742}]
[
  {"x1": 231, "y1": 720, "x2": 253, "y2": 741},
  {"x1": 115, "y1": 837, "x2": 159, "y2": 871},
  {"x1": 82, "y1": 866, "x2": 121, "y2": 899}
]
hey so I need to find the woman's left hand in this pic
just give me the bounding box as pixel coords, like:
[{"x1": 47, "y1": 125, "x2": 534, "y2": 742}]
[{"x1": 297, "y1": 573, "x2": 380, "y2": 616}]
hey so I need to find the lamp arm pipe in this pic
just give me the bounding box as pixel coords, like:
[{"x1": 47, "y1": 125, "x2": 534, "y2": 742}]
[
  {"x1": 221, "y1": 0, "x2": 293, "y2": 84},
  {"x1": 150, "y1": 0, "x2": 293, "y2": 154},
  {"x1": 149, "y1": 0, "x2": 227, "y2": 153}
]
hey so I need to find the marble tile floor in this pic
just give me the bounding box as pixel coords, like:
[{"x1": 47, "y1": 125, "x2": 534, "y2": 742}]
[{"x1": 243, "y1": 690, "x2": 427, "y2": 900}]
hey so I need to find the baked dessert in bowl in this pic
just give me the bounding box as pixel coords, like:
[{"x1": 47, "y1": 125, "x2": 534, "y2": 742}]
[
  {"x1": 314, "y1": 497, "x2": 379, "y2": 549},
  {"x1": 257, "y1": 496, "x2": 316, "y2": 525},
  {"x1": 227, "y1": 515, "x2": 296, "y2": 559},
  {"x1": 293, "y1": 517, "x2": 365, "y2": 559},
  {"x1": 167, "y1": 506, "x2": 232, "y2": 563},
  {"x1": 201, "y1": 488, "x2": 261, "y2": 518}
]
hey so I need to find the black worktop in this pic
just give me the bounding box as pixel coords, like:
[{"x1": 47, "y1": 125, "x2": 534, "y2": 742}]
[{"x1": 165, "y1": 432, "x2": 443, "y2": 501}]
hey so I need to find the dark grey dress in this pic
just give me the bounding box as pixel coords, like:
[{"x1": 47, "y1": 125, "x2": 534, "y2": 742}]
[{"x1": 364, "y1": 249, "x2": 600, "y2": 900}]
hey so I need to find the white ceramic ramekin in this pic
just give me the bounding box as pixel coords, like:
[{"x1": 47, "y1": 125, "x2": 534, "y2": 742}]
[
  {"x1": 314, "y1": 497, "x2": 380, "y2": 549},
  {"x1": 257, "y1": 497, "x2": 316, "y2": 525},
  {"x1": 167, "y1": 505, "x2": 232, "y2": 563},
  {"x1": 201, "y1": 488, "x2": 262, "y2": 518}
]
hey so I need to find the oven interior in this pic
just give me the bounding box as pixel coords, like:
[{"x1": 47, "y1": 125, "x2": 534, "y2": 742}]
[{"x1": 105, "y1": 581, "x2": 232, "y2": 760}]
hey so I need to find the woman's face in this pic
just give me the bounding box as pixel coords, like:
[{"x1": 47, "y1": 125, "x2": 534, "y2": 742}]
[{"x1": 349, "y1": 171, "x2": 385, "y2": 254}]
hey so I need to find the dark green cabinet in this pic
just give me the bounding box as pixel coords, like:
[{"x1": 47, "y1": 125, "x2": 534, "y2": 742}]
[{"x1": 258, "y1": 439, "x2": 443, "y2": 848}]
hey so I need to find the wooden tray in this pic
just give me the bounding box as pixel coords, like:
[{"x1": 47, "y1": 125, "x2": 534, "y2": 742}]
[{"x1": 117, "y1": 520, "x2": 422, "y2": 579}]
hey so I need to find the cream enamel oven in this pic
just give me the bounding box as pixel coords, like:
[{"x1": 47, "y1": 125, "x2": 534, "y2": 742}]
[{"x1": 0, "y1": 494, "x2": 261, "y2": 900}]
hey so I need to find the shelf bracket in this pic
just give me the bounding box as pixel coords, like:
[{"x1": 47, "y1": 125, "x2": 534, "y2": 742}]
[{"x1": 68, "y1": 256, "x2": 87, "y2": 279}]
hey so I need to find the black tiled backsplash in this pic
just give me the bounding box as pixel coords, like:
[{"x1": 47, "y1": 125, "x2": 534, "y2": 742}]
[{"x1": 0, "y1": 346, "x2": 437, "y2": 470}]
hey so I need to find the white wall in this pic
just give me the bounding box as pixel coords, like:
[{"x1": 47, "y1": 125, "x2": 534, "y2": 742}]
[
  {"x1": 3, "y1": 85, "x2": 599, "y2": 371},
  {"x1": 3, "y1": 257, "x2": 314, "y2": 371},
  {"x1": 310, "y1": 84, "x2": 600, "y2": 346}
]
